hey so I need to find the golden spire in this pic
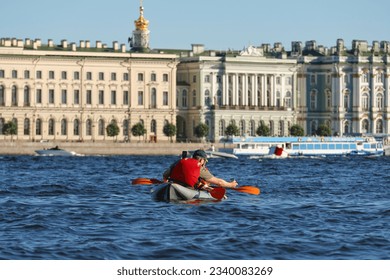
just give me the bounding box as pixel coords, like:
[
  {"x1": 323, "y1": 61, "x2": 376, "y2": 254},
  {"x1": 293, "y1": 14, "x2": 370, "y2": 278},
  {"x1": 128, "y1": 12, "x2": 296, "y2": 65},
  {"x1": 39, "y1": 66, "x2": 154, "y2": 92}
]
[{"x1": 134, "y1": 0, "x2": 149, "y2": 31}]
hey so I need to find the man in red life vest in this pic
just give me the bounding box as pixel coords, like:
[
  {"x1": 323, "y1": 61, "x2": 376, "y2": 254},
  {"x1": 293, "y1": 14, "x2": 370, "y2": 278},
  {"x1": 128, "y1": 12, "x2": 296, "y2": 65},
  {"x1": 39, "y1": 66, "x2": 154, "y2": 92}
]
[
  {"x1": 164, "y1": 149, "x2": 238, "y2": 190},
  {"x1": 169, "y1": 154, "x2": 205, "y2": 188}
]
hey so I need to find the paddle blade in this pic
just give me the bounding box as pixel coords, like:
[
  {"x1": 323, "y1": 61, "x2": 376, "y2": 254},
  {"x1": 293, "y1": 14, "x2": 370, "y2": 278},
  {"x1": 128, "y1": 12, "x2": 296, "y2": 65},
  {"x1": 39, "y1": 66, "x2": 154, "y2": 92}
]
[
  {"x1": 209, "y1": 187, "x2": 226, "y2": 200},
  {"x1": 234, "y1": 186, "x2": 260, "y2": 195},
  {"x1": 132, "y1": 178, "x2": 163, "y2": 185}
]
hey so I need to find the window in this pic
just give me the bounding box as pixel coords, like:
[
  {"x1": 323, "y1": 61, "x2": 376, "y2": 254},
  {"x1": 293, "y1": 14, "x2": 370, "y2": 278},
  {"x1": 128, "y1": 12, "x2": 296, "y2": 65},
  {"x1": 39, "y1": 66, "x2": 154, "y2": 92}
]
[
  {"x1": 151, "y1": 88, "x2": 157, "y2": 108},
  {"x1": 98, "y1": 119, "x2": 105, "y2": 136},
  {"x1": 0, "y1": 86, "x2": 4, "y2": 105},
  {"x1": 86, "y1": 72, "x2": 92, "y2": 80},
  {"x1": 61, "y1": 71, "x2": 67, "y2": 80},
  {"x1": 239, "y1": 120, "x2": 245, "y2": 136},
  {"x1": 12, "y1": 86, "x2": 17, "y2": 106},
  {"x1": 123, "y1": 91, "x2": 129, "y2": 105},
  {"x1": 61, "y1": 90, "x2": 67, "y2": 104},
  {"x1": 86, "y1": 119, "x2": 92, "y2": 136},
  {"x1": 0, "y1": 70, "x2": 4, "y2": 78},
  {"x1": 74, "y1": 71, "x2": 80, "y2": 80},
  {"x1": 163, "y1": 74, "x2": 168, "y2": 82},
  {"x1": 99, "y1": 72, "x2": 104, "y2": 80},
  {"x1": 24, "y1": 86, "x2": 30, "y2": 106},
  {"x1": 151, "y1": 73, "x2": 156, "y2": 82},
  {"x1": 49, "y1": 71, "x2": 55, "y2": 79},
  {"x1": 310, "y1": 90, "x2": 317, "y2": 110},
  {"x1": 36, "y1": 71, "x2": 42, "y2": 79},
  {"x1": 343, "y1": 92, "x2": 349, "y2": 110},
  {"x1": 362, "y1": 93, "x2": 369, "y2": 111},
  {"x1": 12, "y1": 70, "x2": 18, "y2": 79},
  {"x1": 192, "y1": 90, "x2": 196, "y2": 107},
  {"x1": 276, "y1": 76, "x2": 281, "y2": 85},
  {"x1": 219, "y1": 120, "x2": 225, "y2": 137},
  {"x1": 285, "y1": 91, "x2": 292, "y2": 108},
  {"x1": 150, "y1": 119, "x2": 157, "y2": 134},
  {"x1": 310, "y1": 74, "x2": 316, "y2": 84},
  {"x1": 376, "y1": 119, "x2": 383, "y2": 134},
  {"x1": 99, "y1": 90, "x2": 104, "y2": 105},
  {"x1": 138, "y1": 73, "x2": 144, "y2": 81},
  {"x1": 36, "y1": 119, "x2": 42, "y2": 135},
  {"x1": 86, "y1": 90, "x2": 92, "y2": 105},
  {"x1": 361, "y1": 119, "x2": 369, "y2": 133},
  {"x1": 192, "y1": 75, "x2": 197, "y2": 83},
  {"x1": 111, "y1": 90, "x2": 117, "y2": 105},
  {"x1": 48, "y1": 119, "x2": 55, "y2": 135},
  {"x1": 49, "y1": 89, "x2": 55, "y2": 104},
  {"x1": 24, "y1": 70, "x2": 30, "y2": 79},
  {"x1": 163, "y1": 91, "x2": 168, "y2": 106},
  {"x1": 205, "y1": 75, "x2": 210, "y2": 83},
  {"x1": 24, "y1": 118, "x2": 30, "y2": 135},
  {"x1": 376, "y1": 93, "x2": 383, "y2": 110},
  {"x1": 111, "y1": 72, "x2": 117, "y2": 81},
  {"x1": 326, "y1": 90, "x2": 332, "y2": 109},
  {"x1": 276, "y1": 91, "x2": 281, "y2": 107},
  {"x1": 138, "y1": 91, "x2": 144, "y2": 105},
  {"x1": 182, "y1": 90, "x2": 188, "y2": 107},
  {"x1": 61, "y1": 119, "x2": 67, "y2": 135},
  {"x1": 123, "y1": 73, "x2": 129, "y2": 81},
  {"x1": 362, "y1": 72, "x2": 369, "y2": 83},
  {"x1": 73, "y1": 119, "x2": 80, "y2": 136},
  {"x1": 74, "y1": 90, "x2": 80, "y2": 104},
  {"x1": 204, "y1": 90, "x2": 210, "y2": 107}
]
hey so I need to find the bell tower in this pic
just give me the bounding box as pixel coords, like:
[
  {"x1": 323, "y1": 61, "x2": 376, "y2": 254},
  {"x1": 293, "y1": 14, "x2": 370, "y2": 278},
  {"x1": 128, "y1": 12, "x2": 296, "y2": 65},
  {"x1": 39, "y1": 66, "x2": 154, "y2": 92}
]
[{"x1": 129, "y1": 0, "x2": 150, "y2": 52}]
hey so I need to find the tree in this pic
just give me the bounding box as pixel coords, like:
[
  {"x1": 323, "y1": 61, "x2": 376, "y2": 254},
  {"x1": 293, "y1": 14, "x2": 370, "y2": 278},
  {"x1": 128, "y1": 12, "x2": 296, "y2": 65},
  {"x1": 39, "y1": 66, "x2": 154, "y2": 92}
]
[
  {"x1": 194, "y1": 123, "x2": 209, "y2": 142},
  {"x1": 131, "y1": 122, "x2": 146, "y2": 142},
  {"x1": 225, "y1": 123, "x2": 240, "y2": 138},
  {"x1": 3, "y1": 120, "x2": 17, "y2": 141},
  {"x1": 106, "y1": 121, "x2": 120, "y2": 142},
  {"x1": 163, "y1": 123, "x2": 176, "y2": 143},
  {"x1": 256, "y1": 122, "x2": 270, "y2": 136},
  {"x1": 290, "y1": 124, "x2": 305, "y2": 136},
  {"x1": 316, "y1": 124, "x2": 331, "y2": 136}
]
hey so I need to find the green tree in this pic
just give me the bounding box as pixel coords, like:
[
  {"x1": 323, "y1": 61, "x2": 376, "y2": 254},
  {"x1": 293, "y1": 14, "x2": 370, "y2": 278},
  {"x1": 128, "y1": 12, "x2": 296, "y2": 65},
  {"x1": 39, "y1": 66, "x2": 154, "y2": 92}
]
[
  {"x1": 256, "y1": 121, "x2": 270, "y2": 136},
  {"x1": 163, "y1": 122, "x2": 176, "y2": 143},
  {"x1": 131, "y1": 122, "x2": 146, "y2": 142},
  {"x1": 316, "y1": 124, "x2": 331, "y2": 136},
  {"x1": 225, "y1": 123, "x2": 240, "y2": 138},
  {"x1": 194, "y1": 123, "x2": 209, "y2": 142},
  {"x1": 106, "y1": 121, "x2": 120, "y2": 142},
  {"x1": 290, "y1": 124, "x2": 305, "y2": 136},
  {"x1": 3, "y1": 120, "x2": 17, "y2": 141}
]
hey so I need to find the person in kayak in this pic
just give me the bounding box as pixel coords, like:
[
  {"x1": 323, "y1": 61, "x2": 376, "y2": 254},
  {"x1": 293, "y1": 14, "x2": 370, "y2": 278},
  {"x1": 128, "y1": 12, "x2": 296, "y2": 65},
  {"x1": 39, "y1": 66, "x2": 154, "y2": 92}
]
[
  {"x1": 169, "y1": 156, "x2": 205, "y2": 188},
  {"x1": 163, "y1": 149, "x2": 238, "y2": 189}
]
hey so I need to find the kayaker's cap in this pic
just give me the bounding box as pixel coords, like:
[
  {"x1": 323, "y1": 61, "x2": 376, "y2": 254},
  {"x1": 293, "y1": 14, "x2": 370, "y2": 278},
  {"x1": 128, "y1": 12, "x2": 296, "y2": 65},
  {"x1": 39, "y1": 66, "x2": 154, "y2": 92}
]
[{"x1": 192, "y1": 149, "x2": 208, "y2": 162}]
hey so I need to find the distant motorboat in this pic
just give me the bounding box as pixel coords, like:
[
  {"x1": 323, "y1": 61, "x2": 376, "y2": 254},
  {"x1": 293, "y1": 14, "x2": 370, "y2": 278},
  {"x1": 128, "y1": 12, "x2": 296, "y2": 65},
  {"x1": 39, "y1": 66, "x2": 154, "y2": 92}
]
[{"x1": 35, "y1": 146, "x2": 78, "y2": 156}]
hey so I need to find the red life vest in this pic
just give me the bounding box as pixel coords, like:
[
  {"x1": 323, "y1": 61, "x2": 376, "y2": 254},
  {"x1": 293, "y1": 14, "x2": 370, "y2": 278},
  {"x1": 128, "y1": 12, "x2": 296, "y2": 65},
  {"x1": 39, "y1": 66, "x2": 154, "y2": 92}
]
[{"x1": 169, "y1": 158, "x2": 201, "y2": 188}]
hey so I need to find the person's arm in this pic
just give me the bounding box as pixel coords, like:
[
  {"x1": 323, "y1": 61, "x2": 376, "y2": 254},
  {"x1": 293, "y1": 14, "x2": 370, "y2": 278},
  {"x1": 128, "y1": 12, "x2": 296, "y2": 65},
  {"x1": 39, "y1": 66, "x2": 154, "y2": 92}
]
[{"x1": 206, "y1": 176, "x2": 238, "y2": 188}]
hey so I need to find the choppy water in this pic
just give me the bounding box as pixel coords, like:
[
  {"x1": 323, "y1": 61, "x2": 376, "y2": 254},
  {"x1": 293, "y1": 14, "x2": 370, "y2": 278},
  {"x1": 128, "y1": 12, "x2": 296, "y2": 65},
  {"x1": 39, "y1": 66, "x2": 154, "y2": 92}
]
[{"x1": 0, "y1": 154, "x2": 389, "y2": 260}]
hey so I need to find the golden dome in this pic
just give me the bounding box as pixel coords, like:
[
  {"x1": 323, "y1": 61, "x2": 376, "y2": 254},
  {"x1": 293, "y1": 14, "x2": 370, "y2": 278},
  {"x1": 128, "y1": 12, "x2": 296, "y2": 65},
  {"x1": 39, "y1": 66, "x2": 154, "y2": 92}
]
[{"x1": 134, "y1": 6, "x2": 149, "y2": 31}]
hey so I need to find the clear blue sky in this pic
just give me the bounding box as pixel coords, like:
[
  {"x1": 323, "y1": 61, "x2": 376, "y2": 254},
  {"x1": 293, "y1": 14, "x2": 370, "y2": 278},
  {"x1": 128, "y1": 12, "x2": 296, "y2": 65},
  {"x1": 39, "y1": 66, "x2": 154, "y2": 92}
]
[{"x1": 2, "y1": 0, "x2": 390, "y2": 51}]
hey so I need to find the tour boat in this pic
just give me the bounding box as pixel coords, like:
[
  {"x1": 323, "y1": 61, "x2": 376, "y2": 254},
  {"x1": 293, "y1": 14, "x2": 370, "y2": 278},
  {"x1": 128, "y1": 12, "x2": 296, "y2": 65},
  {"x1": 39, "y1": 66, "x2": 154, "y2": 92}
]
[
  {"x1": 35, "y1": 146, "x2": 78, "y2": 156},
  {"x1": 151, "y1": 182, "x2": 226, "y2": 202},
  {"x1": 232, "y1": 136, "x2": 384, "y2": 157}
]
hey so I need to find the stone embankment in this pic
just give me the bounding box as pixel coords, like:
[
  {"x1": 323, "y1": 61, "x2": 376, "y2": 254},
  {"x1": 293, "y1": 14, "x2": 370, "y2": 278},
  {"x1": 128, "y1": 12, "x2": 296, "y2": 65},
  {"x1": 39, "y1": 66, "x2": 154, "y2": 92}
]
[{"x1": 0, "y1": 141, "x2": 234, "y2": 156}]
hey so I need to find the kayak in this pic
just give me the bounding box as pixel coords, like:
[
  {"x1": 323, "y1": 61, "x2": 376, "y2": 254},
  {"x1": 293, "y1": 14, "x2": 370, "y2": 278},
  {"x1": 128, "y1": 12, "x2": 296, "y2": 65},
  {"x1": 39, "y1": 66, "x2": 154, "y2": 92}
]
[{"x1": 151, "y1": 182, "x2": 226, "y2": 202}]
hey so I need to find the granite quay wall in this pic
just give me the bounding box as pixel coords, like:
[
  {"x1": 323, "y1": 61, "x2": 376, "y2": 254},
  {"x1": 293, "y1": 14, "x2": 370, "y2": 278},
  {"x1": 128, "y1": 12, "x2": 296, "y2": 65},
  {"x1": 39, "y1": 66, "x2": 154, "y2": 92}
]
[{"x1": 0, "y1": 141, "x2": 235, "y2": 156}]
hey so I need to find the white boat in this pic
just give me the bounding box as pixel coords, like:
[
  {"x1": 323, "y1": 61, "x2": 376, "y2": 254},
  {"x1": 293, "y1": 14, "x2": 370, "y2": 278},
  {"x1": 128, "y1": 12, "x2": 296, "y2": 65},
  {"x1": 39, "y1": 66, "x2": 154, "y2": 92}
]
[
  {"x1": 35, "y1": 146, "x2": 78, "y2": 156},
  {"x1": 151, "y1": 182, "x2": 226, "y2": 202},
  {"x1": 233, "y1": 136, "x2": 384, "y2": 157},
  {"x1": 205, "y1": 150, "x2": 238, "y2": 159}
]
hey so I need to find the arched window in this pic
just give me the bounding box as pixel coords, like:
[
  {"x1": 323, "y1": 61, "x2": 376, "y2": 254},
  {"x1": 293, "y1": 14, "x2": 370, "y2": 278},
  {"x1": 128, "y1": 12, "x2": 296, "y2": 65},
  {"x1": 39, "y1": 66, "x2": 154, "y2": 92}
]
[
  {"x1": 61, "y1": 119, "x2": 67, "y2": 135},
  {"x1": 376, "y1": 93, "x2": 383, "y2": 110},
  {"x1": 278, "y1": 120, "x2": 284, "y2": 136},
  {"x1": 182, "y1": 89, "x2": 188, "y2": 107},
  {"x1": 362, "y1": 93, "x2": 369, "y2": 110},
  {"x1": 36, "y1": 119, "x2": 42, "y2": 135},
  {"x1": 343, "y1": 121, "x2": 350, "y2": 135},
  {"x1": 219, "y1": 119, "x2": 225, "y2": 137},
  {"x1": 285, "y1": 91, "x2": 292, "y2": 108},
  {"x1": 249, "y1": 120, "x2": 256, "y2": 136},
  {"x1": 24, "y1": 118, "x2": 30, "y2": 135},
  {"x1": 310, "y1": 120, "x2": 317, "y2": 135},
  {"x1": 376, "y1": 119, "x2": 383, "y2": 134},
  {"x1": 12, "y1": 85, "x2": 18, "y2": 106},
  {"x1": 239, "y1": 120, "x2": 245, "y2": 136},
  {"x1": 12, "y1": 118, "x2": 18, "y2": 135},
  {"x1": 204, "y1": 89, "x2": 210, "y2": 107},
  {"x1": 269, "y1": 120, "x2": 274, "y2": 135},
  {"x1": 24, "y1": 86, "x2": 30, "y2": 106},
  {"x1": 150, "y1": 119, "x2": 157, "y2": 134},
  {"x1": 48, "y1": 119, "x2": 55, "y2": 135},
  {"x1": 310, "y1": 90, "x2": 317, "y2": 110},
  {"x1": 122, "y1": 119, "x2": 128, "y2": 137},
  {"x1": 361, "y1": 119, "x2": 369, "y2": 133},
  {"x1": 98, "y1": 119, "x2": 105, "y2": 136},
  {"x1": 151, "y1": 88, "x2": 157, "y2": 108},
  {"x1": 73, "y1": 119, "x2": 80, "y2": 136},
  {"x1": 276, "y1": 91, "x2": 281, "y2": 107}
]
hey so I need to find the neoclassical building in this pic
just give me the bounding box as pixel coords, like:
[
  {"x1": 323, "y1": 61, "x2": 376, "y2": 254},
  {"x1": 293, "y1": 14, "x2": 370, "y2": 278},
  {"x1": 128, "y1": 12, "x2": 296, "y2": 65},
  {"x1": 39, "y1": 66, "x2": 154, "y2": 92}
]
[
  {"x1": 0, "y1": 2, "x2": 177, "y2": 143},
  {"x1": 1, "y1": 2, "x2": 389, "y2": 144}
]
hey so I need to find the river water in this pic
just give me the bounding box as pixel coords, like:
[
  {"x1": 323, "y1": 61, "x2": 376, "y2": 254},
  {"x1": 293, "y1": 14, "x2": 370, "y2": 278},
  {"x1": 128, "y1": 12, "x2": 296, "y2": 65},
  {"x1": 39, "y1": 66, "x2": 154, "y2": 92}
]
[{"x1": 0, "y1": 154, "x2": 389, "y2": 260}]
